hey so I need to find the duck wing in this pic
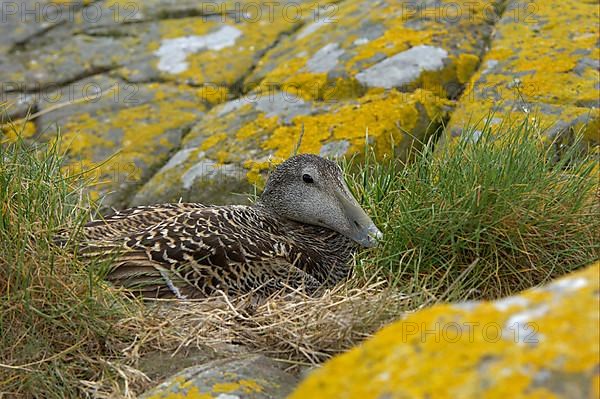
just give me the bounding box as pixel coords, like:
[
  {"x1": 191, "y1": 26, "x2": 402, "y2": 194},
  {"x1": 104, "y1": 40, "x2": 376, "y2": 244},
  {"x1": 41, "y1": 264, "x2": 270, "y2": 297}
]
[
  {"x1": 83, "y1": 203, "x2": 208, "y2": 241},
  {"x1": 53, "y1": 203, "x2": 207, "y2": 245},
  {"x1": 81, "y1": 206, "x2": 321, "y2": 298}
]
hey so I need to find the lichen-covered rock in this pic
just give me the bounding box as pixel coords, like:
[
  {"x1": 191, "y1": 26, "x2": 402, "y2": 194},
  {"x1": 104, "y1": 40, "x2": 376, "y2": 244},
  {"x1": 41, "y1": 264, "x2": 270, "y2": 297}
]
[
  {"x1": 0, "y1": 91, "x2": 36, "y2": 121},
  {"x1": 138, "y1": 344, "x2": 256, "y2": 389},
  {"x1": 1, "y1": 0, "x2": 353, "y2": 208},
  {"x1": 131, "y1": 89, "x2": 451, "y2": 206},
  {"x1": 290, "y1": 262, "x2": 600, "y2": 399},
  {"x1": 0, "y1": 0, "x2": 91, "y2": 54},
  {"x1": 35, "y1": 75, "x2": 206, "y2": 206},
  {"x1": 1, "y1": 0, "x2": 329, "y2": 95},
  {"x1": 5, "y1": 0, "x2": 596, "y2": 210},
  {"x1": 141, "y1": 354, "x2": 300, "y2": 399},
  {"x1": 245, "y1": 0, "x2": 500, "y2": 100},
  {"x1": 443, "y1": 0, "x2": 600, "y2": 148}
]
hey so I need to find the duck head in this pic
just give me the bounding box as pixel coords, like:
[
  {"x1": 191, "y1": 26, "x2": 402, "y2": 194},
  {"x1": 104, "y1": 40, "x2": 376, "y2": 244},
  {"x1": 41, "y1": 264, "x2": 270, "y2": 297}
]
[{"x1": 258, "y1": 154, "x2": 382, "y2": 248}]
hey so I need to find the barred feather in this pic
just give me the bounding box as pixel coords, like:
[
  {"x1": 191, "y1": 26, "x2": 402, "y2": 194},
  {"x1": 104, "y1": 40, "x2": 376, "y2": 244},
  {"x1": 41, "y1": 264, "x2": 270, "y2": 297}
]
[{"x1": 75, "y1": 204, "x2": 355, "y2": 298}]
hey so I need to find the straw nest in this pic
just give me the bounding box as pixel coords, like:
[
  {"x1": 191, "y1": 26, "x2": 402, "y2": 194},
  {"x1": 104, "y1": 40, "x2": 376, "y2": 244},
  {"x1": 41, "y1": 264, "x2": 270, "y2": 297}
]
[{"x1": 88, "y1": 279, "x2": 411, "y2": 397}]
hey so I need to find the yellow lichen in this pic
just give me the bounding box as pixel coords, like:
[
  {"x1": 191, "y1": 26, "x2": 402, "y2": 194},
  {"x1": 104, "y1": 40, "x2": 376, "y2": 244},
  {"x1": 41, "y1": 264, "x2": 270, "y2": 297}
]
[
  {"x1": 254, "y1": 58, "x2": 330, "y2": 101},
  {"x1": 290, "y1": 262, "x2": 600, "y2": 399},
  {"x1": 248, "y1": 0, "x2": 496, "y2": 101},
  {"x1": 140, "y1": 15, "x2": 299, "y2": 98},
  {"x1": 236, "y1": 114, "x2": 279, "y2": 140},
  {"x1": 0, "y1": 120, "x2": 37, "y2": 143},
  {"x1": 199, "y1": 85, "x2": 230, "y2": 106},
  {"x1": 446, "y1": 0, "x2": 599, "y2": 148},
  {"x1": 262, "y1": 90, "x2": 449, "y2": 161},
  {"x1": 456, "y1": 54, "x2": 480, "y2": 84},
  {"x1": 200, "y1": 133, "x2": 228, "y2": 151},
  {"x1": 143, "y1": 385, "x2": 214, "y2": 399},
  {"x1": 349, "y1": 25, "x2": 437, "y2": 65},
  {"x1": 244, "y1": 159, "x2": 272, "y2": 187},
  {"x1": 56, "y1": 84, "x2": 205, "y2": 198},
  {"x1": 238, "y1": 378, "x2": 265, "y2": 393},
  {"x1": 212, "y1": 379, "x2": 264, "y2": 394},
  {"x1": 144, "y1": 373, "x2": 268, "y2": 398},
  {"x1": 212, "y1": 382, "x2": 241, "y2": 393},
  {"x1": 170, "y1": 88, "x2": 451, "y2": 188}
]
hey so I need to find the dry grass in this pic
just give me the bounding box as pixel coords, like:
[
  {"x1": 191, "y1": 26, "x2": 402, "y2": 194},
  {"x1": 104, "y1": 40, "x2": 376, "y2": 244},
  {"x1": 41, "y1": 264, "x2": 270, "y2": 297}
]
[
  {"x1": 142, "y1": 280, "x2": 411, "y2": 368},
  {"x1": 50, "y1": 280, "x2": 412, "y2": 397}
]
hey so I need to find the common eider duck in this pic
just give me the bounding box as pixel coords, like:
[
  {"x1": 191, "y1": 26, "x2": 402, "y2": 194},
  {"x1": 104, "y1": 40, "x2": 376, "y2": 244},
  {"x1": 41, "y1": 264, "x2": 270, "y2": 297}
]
[{"x1": 67, "y1": 154, "x2": 382, "y2": 298}]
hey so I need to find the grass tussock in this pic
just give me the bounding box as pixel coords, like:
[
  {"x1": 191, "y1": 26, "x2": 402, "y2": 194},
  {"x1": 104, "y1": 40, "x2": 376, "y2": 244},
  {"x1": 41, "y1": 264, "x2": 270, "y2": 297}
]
[
  {"x1": 0, "y1": 115, "x2": 598, "y2": 398},
  {"x1": 348, "y1": 118, "x2": 600, "y2": 302},
  {"x1": 0, "y1": 134, "x2": 168, "y2": 398}
]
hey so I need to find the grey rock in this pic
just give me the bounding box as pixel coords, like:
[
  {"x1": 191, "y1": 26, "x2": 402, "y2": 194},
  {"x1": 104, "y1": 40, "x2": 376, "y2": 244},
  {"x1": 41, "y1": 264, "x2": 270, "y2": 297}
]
[
  {"x1": 153, "y1": 25, "x2": 243, "y2": 74},
  {"x1": 141, "y1": 354, "x2": 300, "y2": 399},
  {"x1": 320, "y1": 140, "x2": 350, "y2": 158},
  {"x1": 138, "y1": 344, "x2": 253, "y2": 384},
  {"x1": 296, "y1": 18, "x2": 329, "y2": 40},
  {"x1": 0, "y1": 0, "x2": 311, "y2": 91},
  {"x1": 129, "y1": 91, "x2": 323, "y2": 206},
  {"x1": 246, "y1": 0, "x2": 493, "y2": 98},
  {"x1": 355, "y1": 45, "x2": 449, "y2": 89},
  {"x1": 0, "y1": 0, "x2": 90, "y2": 53},
  {"x1": 0, "y1": 91, "x2": 37, "y2": 121},
  {"x1": 132, "y1": 89, "x2": 448, "y2": 207},
  {"x1": 574, "y1": 57, "x2": 600, "y2": 77},
  {"x1": 253, "y1": 92, "x2": 314, "y2": 123},
  {"x1": 181, "y1": 159, "x2": 245, "y2": 190},
  {"x1": 306, "y1": 43, "x2": 345, "y2": 73}
]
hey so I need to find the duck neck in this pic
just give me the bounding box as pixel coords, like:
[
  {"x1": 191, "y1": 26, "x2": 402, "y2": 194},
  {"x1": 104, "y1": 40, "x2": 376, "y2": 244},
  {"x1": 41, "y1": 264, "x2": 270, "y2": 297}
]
[
  {"x1": 252, "y1": 201, "x2": 357, "y2": 285},
  {"x1": 280, "y1": 217, "x2": 358, "y2": 287},
  {"x1": 290, "y1": 225, "x2": 358, "y2": 286}
]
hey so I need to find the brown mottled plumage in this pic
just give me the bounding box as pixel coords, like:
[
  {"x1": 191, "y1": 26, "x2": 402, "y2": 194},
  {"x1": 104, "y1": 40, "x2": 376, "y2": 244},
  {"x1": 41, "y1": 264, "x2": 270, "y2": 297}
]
[{"x1": 61, "y1": 154, "x2": 382, "y2": 298}]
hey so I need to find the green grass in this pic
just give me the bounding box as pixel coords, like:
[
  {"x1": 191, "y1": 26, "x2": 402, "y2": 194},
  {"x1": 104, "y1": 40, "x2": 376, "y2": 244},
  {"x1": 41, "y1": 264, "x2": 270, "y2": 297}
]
[
  {"x1": 0, "y1": 133, "x2": 153, "y2": 398},
  {"x1": 347, "y1": 118, "x2": 599, "y2": 303}
]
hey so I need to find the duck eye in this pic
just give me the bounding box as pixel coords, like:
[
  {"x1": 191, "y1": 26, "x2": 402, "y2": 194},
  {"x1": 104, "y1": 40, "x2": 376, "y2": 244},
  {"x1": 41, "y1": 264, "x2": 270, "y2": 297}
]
[{"x1": 302, "y1": 174, "x2": 314, "y2": 184}]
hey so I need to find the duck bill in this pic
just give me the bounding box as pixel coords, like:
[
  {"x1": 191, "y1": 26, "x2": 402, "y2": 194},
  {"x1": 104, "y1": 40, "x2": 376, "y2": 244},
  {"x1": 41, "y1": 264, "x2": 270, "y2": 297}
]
[{"x1": 337, "y1": 192, "x2": 383, "y2": 248}]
